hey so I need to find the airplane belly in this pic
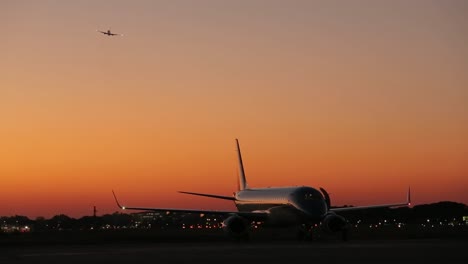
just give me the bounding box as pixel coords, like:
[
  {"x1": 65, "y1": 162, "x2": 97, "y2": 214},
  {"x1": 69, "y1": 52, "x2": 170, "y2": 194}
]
[
  {"x1": 264, "y1": 205, "x2": 304, "y2": 226},
  {"x1": 235, "y1": 203, "x2": 280, "y2": 212},
  {"x1": 235, "y1": 202, "x2": 304, "y2": 227}
]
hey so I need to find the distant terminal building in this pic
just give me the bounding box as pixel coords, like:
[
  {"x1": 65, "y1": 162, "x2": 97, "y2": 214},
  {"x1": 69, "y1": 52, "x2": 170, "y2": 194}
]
[
  {"x1": 1, "y1": 225, "x2": 30, "y2": 233},
  {"x1": 130, "y1": 211, "x2": 224, "y2": 229},
  {"x1": 133, "y1": 211, "x2": 163, "y2": 220}
]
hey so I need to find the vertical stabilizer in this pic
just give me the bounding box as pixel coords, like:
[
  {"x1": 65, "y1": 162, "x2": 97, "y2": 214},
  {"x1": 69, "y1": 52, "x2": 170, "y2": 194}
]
[{"x1": 236, "y1": 139, "x2": 248, "y2": 190}]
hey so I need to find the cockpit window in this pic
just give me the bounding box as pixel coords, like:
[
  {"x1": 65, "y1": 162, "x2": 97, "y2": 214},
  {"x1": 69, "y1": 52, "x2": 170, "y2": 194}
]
[{"x1": 304, "y1": 192, "x2": 321, "y2": 200}]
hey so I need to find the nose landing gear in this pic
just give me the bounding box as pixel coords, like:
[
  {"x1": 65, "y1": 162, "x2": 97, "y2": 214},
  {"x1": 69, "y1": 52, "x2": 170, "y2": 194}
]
[
  {"x1": 297, "y1": 223, "x2": 350, "y2": 242},
  {"x1": 296, "y1": 224, "x2": 318, "y2": 241}
]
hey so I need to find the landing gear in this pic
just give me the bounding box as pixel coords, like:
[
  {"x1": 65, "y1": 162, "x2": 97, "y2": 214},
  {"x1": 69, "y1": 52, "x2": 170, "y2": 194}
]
[
  {"x1": 239, "y1": 233, "x2": 250, "y2": 242},
  {"x1": 230, "y1": 231, "x2": 250, "y2": 242},
  {"x1": 341, "y1": 222, "x2": 351, "y2": 241},
  {"x1": 341, "y1": 228, "x2": 348, "y2": 241},
  {"x1": 296, "y1": 224, "x2": 315, "y2": 241},
  {"x1": 297, "y1": 222, "x2": 350, "y2": 242},
  {"x1": 296, "y1": 229, "x2": 306, "y2": 240}
]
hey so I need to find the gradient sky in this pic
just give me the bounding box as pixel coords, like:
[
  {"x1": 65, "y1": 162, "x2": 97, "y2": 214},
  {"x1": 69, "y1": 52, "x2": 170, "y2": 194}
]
[{"x1": 1, "y1": 0, "x2": 467, "y2": 218}]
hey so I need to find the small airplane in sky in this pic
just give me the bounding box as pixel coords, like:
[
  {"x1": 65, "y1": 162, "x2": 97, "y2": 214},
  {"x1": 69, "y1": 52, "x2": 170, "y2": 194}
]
[
  {"x1": 113, "y1": 139, "x2": 410, "y2": 241},
  {"x1": 96, "y1": 29, "x2": 123, "y2": 36}
]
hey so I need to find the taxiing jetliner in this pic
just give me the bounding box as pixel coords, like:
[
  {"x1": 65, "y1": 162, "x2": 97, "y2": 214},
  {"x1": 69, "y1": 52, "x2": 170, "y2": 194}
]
[
  {"x1": 113, "y1": 139, "x2": 410, "y2": 241},
  {"x1": 97, "y1": 29, "x2": 123, "y2": 36}
]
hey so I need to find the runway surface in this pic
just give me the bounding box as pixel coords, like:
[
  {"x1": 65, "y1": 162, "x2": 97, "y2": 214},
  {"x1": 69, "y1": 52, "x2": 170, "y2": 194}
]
[{"x1": 0, "y1": 239, "x2": 466, "y2": 264}]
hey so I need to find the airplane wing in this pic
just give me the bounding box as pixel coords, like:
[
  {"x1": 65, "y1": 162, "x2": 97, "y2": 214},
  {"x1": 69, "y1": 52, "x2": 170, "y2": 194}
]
[
  {"x1": 112, "y1": 191, "x2": 268, "y2": 220},
  {"x1": 178, "y1": 191, "x2": 236, "y2": 201},
  {"x1": 330, "y1": 187, "x2": 411, "y2": 212}
]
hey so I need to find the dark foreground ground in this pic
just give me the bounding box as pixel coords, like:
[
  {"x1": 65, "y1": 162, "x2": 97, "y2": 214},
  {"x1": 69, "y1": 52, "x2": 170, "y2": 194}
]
[
  {"x1": 2, "y1": 224, "x2": 467, "y2": 245},
  {"x1": 0, "y1": 238, "x2": 466, "y2": 264},
  {"x1": 1, "y1": 227, "x2": 467, "y2": 264}
]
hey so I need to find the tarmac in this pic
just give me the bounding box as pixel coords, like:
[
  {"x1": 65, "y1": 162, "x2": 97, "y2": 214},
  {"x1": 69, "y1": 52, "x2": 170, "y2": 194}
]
[{"x1": 0, "y1": 238, "x2": 466, "y2": 264}]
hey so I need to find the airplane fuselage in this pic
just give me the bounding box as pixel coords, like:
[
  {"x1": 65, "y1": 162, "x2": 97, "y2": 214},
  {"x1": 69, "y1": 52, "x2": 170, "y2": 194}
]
[
  {"x1": 97, "y1": 29, "x2": 120, "y2": 36},
  {"x1": 234, "y1": 186, "x2": 327, "y2": 226}
]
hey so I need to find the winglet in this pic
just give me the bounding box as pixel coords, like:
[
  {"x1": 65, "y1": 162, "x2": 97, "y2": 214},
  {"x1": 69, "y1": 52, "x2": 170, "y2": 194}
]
[
  {"x1": 407, "y1": 186, "x2": 411, "y2": 206},
  {"x1": 112, "y1": 190, "x2": 126, "y2": 210}
]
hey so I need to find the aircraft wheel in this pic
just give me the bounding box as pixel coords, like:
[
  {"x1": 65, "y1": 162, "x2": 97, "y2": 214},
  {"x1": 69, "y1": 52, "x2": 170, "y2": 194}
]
[
  {"x1": 296, "y1": 229, "x2": 306, "y2": 240},
  {"x1": 341, "y1": 228, "x2": 348, "y2": 242},
  {"x1": 235, "y1": 232, "x2": 250, "y2": 242}
]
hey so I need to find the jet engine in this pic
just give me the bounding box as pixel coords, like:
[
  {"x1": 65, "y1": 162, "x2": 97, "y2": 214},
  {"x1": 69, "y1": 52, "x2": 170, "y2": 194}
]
[
  {"x1": 321, "y1": 212, "x2": 347, "y2": 233},
  {"x1": 222, "y1": 215, "x2": 249, "y2": 239}
]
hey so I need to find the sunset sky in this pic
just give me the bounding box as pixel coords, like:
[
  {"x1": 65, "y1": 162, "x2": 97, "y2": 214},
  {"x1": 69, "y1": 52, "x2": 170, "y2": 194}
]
[{"x1": 1, "y1": 0, "x2": 467, "y2": 218}]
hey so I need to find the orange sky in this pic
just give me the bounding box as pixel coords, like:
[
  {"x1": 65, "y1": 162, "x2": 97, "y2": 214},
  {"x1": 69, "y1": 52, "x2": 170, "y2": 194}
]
[{"x1": 1, "y1": 1, "x2": 467, "y2": 218}]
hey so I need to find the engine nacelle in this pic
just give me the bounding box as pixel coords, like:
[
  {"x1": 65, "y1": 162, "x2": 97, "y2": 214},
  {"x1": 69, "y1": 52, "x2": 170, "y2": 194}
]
[
  {"x1": 222, "y1": 215, "x2": 249, "y2": 238},
  {"x1": 321, "y1": 213, "x2": 347, "y2": 233}
]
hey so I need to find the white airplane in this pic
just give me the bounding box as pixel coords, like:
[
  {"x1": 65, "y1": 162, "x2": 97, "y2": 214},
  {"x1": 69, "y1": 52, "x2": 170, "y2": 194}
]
[
  {"x1": 113, "y1": 139, "x2": 410, "y2": 241},
  {"x1": 96, "y1": 29, "x2": 123, "y2": 36}
]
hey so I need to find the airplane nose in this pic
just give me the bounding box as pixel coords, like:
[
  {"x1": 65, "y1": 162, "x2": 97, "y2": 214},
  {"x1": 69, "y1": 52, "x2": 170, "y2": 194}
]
[
  {"x1": 290, "y1": 187, "x2": 328, "y2": 220},
  {"x1": 313, "y1": 200, "x2": 327, "y2": 217},
  {"x1": 295, "y1": 199, "x2": 327, "y2": 220}
]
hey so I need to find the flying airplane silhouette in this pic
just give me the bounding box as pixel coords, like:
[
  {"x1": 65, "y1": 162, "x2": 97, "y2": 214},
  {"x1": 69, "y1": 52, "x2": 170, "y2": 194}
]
[
  {"x1": 113, "y1": 139, "x2": 410, "y2": 241},
  {"x1": 96, "y1": 29, "x2": 123, "y2": 36}
]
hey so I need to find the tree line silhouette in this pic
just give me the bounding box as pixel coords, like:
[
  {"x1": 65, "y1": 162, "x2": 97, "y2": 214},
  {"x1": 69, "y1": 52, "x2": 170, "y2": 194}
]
[{"x1": 1, "y1": 201, "x2": 466, "y2": 233}]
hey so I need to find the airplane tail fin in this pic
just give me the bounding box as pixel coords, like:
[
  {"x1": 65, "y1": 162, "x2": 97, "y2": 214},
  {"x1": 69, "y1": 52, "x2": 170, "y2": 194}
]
[{"x1": 236, "y1": 139, "x2": 248, "y2": 190}]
